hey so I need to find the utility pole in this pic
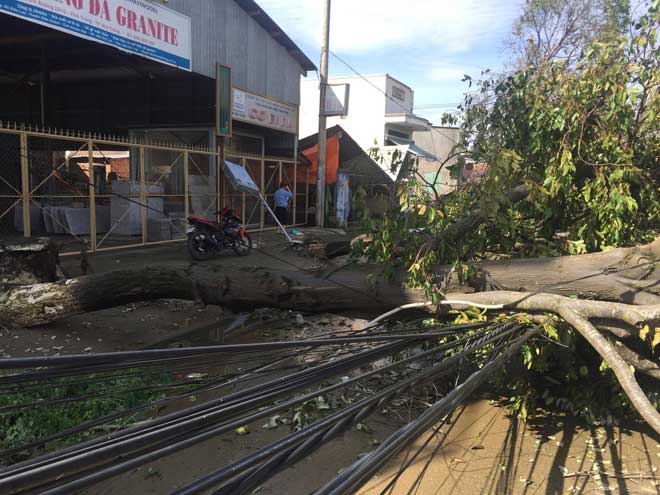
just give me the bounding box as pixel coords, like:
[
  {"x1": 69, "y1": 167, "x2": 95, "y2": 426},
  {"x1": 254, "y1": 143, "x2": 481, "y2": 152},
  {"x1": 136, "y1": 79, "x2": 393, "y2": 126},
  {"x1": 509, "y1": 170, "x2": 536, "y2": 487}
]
[{"x1": 316, "y1": 0, "x2": 331, "y2": 227}]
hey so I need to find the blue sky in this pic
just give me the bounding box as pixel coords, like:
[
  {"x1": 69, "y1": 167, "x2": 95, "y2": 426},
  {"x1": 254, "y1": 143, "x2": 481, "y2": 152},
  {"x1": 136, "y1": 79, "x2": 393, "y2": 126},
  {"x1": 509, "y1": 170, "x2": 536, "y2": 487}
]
[{"x1": 258, "y1": 0, "x2": 525, "y2": 124}]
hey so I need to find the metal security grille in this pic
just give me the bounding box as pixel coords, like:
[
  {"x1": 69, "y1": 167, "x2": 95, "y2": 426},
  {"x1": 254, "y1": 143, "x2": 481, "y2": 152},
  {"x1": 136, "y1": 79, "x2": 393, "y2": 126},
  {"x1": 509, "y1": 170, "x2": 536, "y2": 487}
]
[
  {"x1": 0, "y1": 123, "x2": 308, "y2": 254},
  {"x1": 0, "y1": 132, "x2": 22, "y2": 243},
  {"x1": 225, "y1": 150, "x2": 303, "y2": 230}
]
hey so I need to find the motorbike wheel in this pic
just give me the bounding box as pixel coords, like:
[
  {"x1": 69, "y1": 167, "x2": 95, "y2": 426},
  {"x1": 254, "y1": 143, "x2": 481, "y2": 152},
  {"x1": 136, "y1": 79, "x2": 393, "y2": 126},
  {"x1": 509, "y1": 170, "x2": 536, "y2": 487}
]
[
  {"x1": 187, "y1": 232, "x2": 214, "y2": 261},
  {"x1": 232, "y1": 233, "x2": 252, "y2": 257}
]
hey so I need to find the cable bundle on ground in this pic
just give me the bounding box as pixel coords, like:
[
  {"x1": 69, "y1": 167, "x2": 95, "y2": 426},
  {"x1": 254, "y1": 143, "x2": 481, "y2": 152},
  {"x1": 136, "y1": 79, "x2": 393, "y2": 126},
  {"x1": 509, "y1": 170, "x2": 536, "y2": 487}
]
[{"x1": 0, "y1": 319, "x2": 535, "y2": 495}]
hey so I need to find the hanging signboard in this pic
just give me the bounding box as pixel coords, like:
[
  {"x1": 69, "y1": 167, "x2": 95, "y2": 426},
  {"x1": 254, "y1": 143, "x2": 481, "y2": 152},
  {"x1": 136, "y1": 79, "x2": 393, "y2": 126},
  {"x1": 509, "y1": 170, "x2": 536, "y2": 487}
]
[
  {"x1": 233, "y1": 88, "x2": 298, "y2": 135},
  {"x1": 322, "y1": 83, "x2": 350, "y2": 117},
  {"x1": 0, "y1": 0, "x2": 192, "y2": 71}
]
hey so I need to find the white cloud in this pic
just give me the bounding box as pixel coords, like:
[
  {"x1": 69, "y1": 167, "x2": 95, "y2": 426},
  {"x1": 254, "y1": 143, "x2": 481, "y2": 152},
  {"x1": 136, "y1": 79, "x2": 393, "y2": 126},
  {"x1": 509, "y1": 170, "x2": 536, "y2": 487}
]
[
  {"x1": 257, "y1": 0, "x2": 522, "y2": 55},
  {"x1": 257, "y1": 0, "x2": 523, "y2": 126}
]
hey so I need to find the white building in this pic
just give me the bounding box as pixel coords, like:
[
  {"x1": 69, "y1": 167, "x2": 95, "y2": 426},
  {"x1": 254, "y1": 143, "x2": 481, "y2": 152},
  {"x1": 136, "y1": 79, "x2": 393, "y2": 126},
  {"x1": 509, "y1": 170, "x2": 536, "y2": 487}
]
[{"x1": 300, "y1": 74, "x2": 432, "y2": 151}]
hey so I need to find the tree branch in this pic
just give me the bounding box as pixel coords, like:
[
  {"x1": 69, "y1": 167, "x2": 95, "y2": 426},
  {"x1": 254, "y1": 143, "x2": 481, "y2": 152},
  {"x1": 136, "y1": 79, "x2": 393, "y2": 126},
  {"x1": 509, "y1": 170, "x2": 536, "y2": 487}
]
[
  {"x1": 438, "y1": 290, "x2": 660, "y2": 435},
  {"x1": 613, "y1": 341, "x2": 660, "y2": 382}
]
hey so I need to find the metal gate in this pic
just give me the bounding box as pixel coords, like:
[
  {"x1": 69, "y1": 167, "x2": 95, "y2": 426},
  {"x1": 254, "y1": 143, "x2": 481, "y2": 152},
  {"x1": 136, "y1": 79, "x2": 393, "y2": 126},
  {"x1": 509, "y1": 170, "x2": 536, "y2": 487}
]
[{"x1": 0, "y1": 122, "x2": 308, "y2": 254}]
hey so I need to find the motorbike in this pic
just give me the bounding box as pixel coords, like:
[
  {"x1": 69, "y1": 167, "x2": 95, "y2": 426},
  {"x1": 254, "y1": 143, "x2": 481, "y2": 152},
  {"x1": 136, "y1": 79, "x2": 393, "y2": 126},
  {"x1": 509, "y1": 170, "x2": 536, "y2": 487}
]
[{"x1": 186, "y1": 208, "x2": 252, "y2": 260}]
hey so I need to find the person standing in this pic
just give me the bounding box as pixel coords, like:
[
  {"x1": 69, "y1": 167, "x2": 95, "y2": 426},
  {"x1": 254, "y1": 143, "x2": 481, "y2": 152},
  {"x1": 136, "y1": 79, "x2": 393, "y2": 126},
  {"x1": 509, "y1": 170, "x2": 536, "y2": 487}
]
[{"x1": 274, "y1": 182, "x2": 293, "y2": 233}]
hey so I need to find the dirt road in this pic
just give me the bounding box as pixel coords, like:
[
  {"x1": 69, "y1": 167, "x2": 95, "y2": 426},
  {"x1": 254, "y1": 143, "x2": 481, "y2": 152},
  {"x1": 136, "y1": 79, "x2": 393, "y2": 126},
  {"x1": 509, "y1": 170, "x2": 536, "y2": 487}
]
[{"x1": 3, "y1": 235, "x2": 659, "y2": 494}]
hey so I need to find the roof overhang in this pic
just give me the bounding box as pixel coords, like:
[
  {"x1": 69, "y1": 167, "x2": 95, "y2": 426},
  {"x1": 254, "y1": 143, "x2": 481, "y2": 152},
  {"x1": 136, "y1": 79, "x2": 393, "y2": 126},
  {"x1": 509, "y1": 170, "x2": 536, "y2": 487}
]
[
  {"x1": 0, "y1": 15, "x2": 184, "y2": 86},
  {"x1": 298, "y1": 125, "x2": 394, "y2": 186},
  {"x1": 384, "y1": 113, "x2": 431, "y2": 132},
  {"x1": 375, "y1": 143, "x2": 438, "y2": 181},
  {"x1": 388, "y1": 139, "x2": 438, "y2": 161}
]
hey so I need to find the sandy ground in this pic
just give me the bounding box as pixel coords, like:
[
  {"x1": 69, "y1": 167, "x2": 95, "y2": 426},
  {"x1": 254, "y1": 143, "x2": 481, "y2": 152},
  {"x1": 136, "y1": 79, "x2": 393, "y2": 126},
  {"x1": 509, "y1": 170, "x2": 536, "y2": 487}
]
[
  {"x1": 3, "y1": 232, "x2": 660, "y2": 494},
  {"x1": 359, "y1": 400, "x2": 660, "y2": 495}
]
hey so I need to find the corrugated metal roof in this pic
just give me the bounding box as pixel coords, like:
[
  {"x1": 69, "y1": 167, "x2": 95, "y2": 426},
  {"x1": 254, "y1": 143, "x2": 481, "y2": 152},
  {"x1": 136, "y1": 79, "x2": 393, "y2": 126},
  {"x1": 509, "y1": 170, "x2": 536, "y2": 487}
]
[{"x1": 233, "y1": 0, "x2": 317, "y2": 72}]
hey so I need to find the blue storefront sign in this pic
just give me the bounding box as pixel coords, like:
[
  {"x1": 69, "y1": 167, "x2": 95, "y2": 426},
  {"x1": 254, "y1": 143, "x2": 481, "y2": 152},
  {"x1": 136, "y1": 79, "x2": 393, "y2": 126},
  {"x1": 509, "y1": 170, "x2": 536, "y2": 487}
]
[{"x1": 0, "y1": 0, "x2": 192, "y2": 71}]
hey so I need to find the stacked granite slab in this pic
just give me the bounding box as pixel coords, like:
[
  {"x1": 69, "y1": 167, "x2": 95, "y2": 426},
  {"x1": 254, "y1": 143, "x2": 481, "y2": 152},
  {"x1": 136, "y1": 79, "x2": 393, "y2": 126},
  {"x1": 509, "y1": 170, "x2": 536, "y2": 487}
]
[
  {"x1": 13, "y1": 204, "x2": 45, "y2": 234},
  {"x1": 189, "y1": 175, "x2": 215, "y2": 220},
  {"x1": 110, "y1": 181, "x2": 164, "y2": 235}
]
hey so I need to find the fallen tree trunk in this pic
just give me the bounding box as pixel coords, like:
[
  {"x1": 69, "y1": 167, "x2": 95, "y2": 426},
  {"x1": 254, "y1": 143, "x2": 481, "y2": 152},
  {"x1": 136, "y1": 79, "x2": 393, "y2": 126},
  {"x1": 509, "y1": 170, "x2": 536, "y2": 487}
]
[
  {"x1": 439, "y1": 236, "x2": 660, "y2": 305},
  {"x1": 0, "y1": 263, "x2": 423, "y2": 327},
  {"x1": 2, "y1": 247, "x2": 659, "y2": 437},
  {"x1": 1, "y1": 237, "x2": 658, "y2": 328},
  {"x1": 304, "y1": 238, "x2": 352, "y2": 260}
]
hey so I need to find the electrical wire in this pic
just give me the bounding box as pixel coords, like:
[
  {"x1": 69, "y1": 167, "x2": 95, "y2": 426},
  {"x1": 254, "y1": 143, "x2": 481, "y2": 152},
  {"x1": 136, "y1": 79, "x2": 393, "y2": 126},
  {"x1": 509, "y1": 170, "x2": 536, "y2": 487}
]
[
  {"x1": 0, "y1": 333, "x2": 426, "y2": 491},
  {"x1": 0, "y1": 351, "x2": 304, "y2": 462},
  {"x1": 173, "y1": 323, "x2": 521, "y2": 495},
  {"x1": 33, "y1": 324, "x2": 516, "y2": 495},
  {"x1": 314, "y1": 326, "x2": 540, "y2": 495},
  {"x1": 0, "y1": 328, "x2": 486, "y2": 372},
  {"x1": 0, "y1": 323, "x2": 508, "y2": 494},
  {"x1": 328, "y1": 51, "x2": 460, "y2": 145}
]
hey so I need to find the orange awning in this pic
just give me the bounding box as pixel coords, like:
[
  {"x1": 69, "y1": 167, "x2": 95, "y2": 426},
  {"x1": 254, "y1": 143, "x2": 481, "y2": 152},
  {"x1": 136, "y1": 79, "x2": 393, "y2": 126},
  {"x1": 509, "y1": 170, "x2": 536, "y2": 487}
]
[{"x1": 301, "y1": 135, "x2": 340, "y2": 185}]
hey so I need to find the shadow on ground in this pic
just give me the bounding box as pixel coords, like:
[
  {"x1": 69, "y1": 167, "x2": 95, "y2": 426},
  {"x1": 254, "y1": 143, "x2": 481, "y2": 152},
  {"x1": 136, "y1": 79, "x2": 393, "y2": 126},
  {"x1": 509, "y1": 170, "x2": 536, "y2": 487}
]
[{"x1": 358, "y1": 399, "x2": 660, "y2": 495}]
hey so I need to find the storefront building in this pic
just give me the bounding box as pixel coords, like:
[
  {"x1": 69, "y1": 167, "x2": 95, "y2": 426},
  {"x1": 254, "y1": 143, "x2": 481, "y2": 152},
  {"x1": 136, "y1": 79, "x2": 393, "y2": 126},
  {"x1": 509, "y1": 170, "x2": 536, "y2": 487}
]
[{"x1": 0, "y1": 0, "x2": 316, "y2": 250}]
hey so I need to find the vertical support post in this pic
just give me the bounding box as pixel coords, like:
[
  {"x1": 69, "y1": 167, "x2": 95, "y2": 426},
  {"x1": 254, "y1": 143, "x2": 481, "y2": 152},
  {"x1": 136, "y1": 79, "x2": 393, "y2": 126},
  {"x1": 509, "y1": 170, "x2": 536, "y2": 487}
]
[
  {"x1": 293, "y1": 160, "x2": 297, "y2": 225},
  {"x1": 278, "y1": 161, "x2": 283, "y2": 225},
  {"x1": 217, "y1": 137, "x2": 224, "y2": 222},
  {"x1": 88, "y1": 140, "x2": 97, "y2": 253},
  {"x1": 305, "y1": 166, "x2": 310, "y2": 225},
  {"x1": 316, "y1": 0, "x2": 331, "y2": 227},
  {"x1": 40, "y1": 43, "x2": 49, "y2": 126},
  {"x1": 183, "y1": 151, "x2": 189, "y2": 225},
  {"x1": 20, "y1": 132, "x2": 30, "y2": 238},
  {"x1": 260, "y1": 158, "x2": 265, "y2": 230},
  {"x1": 241, "y1": 157, "x2": 246, "y2": 224},
  {"x1": 293, "y1": 134, "x2": 298, "y2": 225},
  {"x1": 139, "y1": 145, "x2": 147, "y2": 244}
]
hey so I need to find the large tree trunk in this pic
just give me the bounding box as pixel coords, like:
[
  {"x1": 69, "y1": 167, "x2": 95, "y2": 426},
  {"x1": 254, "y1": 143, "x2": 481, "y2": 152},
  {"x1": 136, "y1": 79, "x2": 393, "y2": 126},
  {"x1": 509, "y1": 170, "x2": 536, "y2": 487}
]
[
  {"x1": 459, "y1": 237, "x2": 660, "y2": 305},
  {"x1": 0, "y1": 264, "x2": 422, "y2": 327},
  {"x1": 1, "y1": 237, "x2": 658, "y2": 328}
]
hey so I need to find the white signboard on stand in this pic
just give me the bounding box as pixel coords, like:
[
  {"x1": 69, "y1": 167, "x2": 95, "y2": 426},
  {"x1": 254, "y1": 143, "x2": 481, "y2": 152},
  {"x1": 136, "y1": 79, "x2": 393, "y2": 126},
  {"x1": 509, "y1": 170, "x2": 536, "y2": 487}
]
[
  {"x1": 0, "y1": 0, "x2": 192, "y2": 71},
  {"x1": 223, "y1": 160, "x2": 301, "y2": 245},
  {"x1": 223, "y1": 160, "x2": 260, "y2": 195}
]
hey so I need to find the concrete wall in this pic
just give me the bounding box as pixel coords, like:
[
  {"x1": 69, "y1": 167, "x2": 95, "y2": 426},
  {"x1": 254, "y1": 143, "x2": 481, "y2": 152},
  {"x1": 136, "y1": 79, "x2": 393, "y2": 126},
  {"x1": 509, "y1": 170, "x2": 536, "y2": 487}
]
[
  {"x1": 300, "y1": 75, "x2": 388, "y2": 150},
  {"x1": 168, "y1": 0, "x2": 304, "y2": 105},
  {"x1": 413, "y1": 127, "x2": 461, "y2": 195},
  {"x1": 385, "y1": 77, "x2": 414, "y2": 115}
]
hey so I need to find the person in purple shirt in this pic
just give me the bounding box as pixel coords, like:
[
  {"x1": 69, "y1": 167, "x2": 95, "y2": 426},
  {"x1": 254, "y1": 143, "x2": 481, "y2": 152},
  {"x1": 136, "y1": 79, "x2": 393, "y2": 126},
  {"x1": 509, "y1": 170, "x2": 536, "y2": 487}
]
[{"x1": 274, "y1": 182, "x2": 293, "y2": 233}]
